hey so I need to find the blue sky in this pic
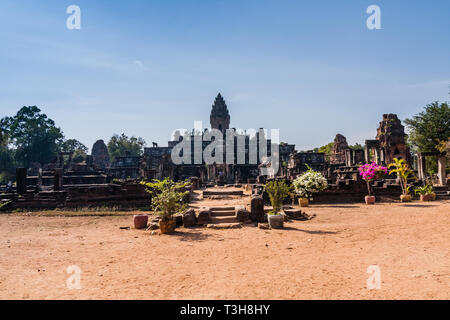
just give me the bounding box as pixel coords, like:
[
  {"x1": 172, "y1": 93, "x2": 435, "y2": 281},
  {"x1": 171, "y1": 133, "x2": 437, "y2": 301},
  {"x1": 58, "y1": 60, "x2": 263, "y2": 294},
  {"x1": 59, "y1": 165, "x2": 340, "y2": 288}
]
[{"x1": 1, "y1": 0, "x2": 449, "y2": 151}]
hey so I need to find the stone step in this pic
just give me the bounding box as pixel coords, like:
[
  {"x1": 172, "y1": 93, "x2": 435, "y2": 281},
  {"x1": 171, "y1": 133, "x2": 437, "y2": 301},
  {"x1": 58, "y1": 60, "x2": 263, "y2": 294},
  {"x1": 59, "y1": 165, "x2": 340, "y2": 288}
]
[
  {"x1": 203, "y1": 190, "x2": 244, "y2": 196},
  {"x1": 207, "y1": 223, "x2": 242, "y2": 229},
  {"x1": 211, "y1": 216, "x2": 238, "y2": 224},
  {"x1": 211, "y1": 210, "x2": 235, "y2": 217},
  {"x1": 210, "y1": 206, "x2": 235, "y2": 211}
]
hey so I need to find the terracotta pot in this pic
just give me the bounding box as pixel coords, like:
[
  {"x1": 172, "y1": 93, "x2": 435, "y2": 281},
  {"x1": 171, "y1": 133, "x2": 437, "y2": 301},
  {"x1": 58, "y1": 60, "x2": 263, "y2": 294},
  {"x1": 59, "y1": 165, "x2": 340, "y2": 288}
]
[
  {"x1": 420, "y1": 194, "x2": 434, "y2": 202},
  {"x1": 400, "y1": 194, "x2": 412, "y2": 202},
  {"x1": 159, "y1": 219, "x2": 176, "y2": 234},
  {"x1": 298, "y1": 198, "x2": 309, "y2": 207},
  {"x1": 267, "y1": 214, "x2": 284, "y2": 229},
  {"x1": 365, "y1": 196, "x2": 376, "y2": 205},
  {"x1": 431, "y1": 192, "x2": 436, "y2": 201},
  {"x1": 133, "y1": 214, "x2": 148, "y2": 229}
]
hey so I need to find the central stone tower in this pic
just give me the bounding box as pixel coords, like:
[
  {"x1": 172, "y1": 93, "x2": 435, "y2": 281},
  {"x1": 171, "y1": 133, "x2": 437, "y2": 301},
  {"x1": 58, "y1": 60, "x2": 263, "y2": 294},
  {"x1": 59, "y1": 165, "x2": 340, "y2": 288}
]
[{"x1": 210, "y1": 93, "x2": 230, "y2": 135}]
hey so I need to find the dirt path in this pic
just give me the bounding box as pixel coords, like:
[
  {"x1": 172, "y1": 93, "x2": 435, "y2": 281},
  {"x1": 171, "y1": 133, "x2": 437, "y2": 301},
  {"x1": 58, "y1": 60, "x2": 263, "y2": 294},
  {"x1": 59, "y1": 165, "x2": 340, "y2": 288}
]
[{"x1": 0, "y1": 201, "x2": 449, "y2": 299}]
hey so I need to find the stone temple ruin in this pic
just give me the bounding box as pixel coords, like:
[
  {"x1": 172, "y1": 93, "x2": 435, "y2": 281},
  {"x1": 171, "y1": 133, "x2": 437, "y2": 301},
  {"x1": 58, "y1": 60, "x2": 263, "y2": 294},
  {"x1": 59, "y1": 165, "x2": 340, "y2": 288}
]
[{"x1": 0, "y1": 95, "x2": 448, "y2": 210}]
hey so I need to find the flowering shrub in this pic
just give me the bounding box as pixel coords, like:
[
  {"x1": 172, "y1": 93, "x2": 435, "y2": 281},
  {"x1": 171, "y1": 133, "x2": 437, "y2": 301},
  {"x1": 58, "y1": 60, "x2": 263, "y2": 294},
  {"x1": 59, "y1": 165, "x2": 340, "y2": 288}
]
[
  {"x1": 293, "y1": 165, "x2": 328, "y2": 199},
  {"x1": 358, "y1": 162, "x2": 388, "y2": 196}
]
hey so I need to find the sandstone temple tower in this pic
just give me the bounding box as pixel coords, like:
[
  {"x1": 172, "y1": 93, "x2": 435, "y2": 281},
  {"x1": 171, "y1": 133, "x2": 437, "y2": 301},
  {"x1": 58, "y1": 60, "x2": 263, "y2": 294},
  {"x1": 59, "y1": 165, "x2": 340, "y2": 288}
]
[
  {"x1": 210, "y1": 93, "x2": 230, "y2": 135},
  {"x1": 330, "y1": 134, "x2": 350, "y2": 164},
  {"x1": 375, "y1": 114, "x2": 411, "y2": 165}
]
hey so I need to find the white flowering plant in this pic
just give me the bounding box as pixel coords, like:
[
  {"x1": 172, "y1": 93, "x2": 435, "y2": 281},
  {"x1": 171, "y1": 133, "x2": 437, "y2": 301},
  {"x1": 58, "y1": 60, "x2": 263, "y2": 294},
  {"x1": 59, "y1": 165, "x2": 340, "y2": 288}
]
[{"x1": 293, "y1": 165, "x2": 328, "y2": 199}]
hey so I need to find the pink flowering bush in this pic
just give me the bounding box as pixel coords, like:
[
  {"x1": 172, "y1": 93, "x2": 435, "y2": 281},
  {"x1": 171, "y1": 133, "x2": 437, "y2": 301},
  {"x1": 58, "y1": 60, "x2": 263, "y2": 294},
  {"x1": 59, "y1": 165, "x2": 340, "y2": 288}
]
[{"x1": 358, "y1": 162, "x2": 388, "y2": 196}]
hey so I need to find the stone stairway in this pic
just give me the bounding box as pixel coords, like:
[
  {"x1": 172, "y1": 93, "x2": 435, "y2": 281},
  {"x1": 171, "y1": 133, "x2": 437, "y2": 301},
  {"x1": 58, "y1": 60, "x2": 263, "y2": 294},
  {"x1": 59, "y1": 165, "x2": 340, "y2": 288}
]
[
  {"x1": 210, "y1": 206, "x2": 239, "y2": 224},
  {"x1": 433, "y1": 186, "x2": 450, "y2": 200},
  {"x1": 203, "y1": 190, "x2": 244, "y2": 198}
]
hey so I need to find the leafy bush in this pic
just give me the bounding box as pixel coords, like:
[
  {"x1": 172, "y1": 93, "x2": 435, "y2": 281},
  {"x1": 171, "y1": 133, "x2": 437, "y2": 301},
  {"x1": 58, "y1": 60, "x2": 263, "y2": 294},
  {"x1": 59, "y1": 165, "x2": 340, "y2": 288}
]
[
  {"x1": 293, "y1": 165, "x2": 328, "y2": 199},
  {"x1": 264, "y1": 180, "x2": 291, "y2": 215},
  {"x1": 414, "y1": 184, "x2": 434, "y2": 196},
  {"x1": 388, "y1": 158, "x2": 414, "y2": 195},
  {"x1": 140, "y1": 178, "x2": 191, "y2": 221}
]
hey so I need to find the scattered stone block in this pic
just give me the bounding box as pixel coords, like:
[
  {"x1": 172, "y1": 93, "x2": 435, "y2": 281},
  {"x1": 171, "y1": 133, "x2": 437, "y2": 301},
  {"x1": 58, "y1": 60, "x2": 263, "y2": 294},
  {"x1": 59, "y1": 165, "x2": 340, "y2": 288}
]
[
  {"x1": 280, "y1": 212, "x2": 289, "y2": 222},
  {"x1": 207, "y1": 223, "x2": 242, "y2": 229},
  {"x1": 250, "y1": 196, "x2": 265, "y2": 222},
  {"x1": 235, "y1": 205, "x2": 249, "y2": 222},
  {"x1": 196, "y1": 207, "x2": 211, "y2": 225},
  {"x1": 283, "y1": 209, "x2": 315, "y2": 221},
  {"x1": 182, "y1": 209, "x2": 197, "y2": 227},
  {"x1": 258, "y1": 223, "x2": 270, "y2": 230},
  {"x1": 147, "y1": 223, "x2": 159, "y2": 230},
  {"x1": 173, "y1": 214, "x2": 183, "y2": 228}
]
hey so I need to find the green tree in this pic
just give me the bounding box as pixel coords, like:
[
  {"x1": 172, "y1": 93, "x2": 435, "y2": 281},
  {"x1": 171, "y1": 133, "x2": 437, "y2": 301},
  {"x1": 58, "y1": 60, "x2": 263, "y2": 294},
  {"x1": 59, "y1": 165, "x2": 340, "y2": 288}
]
[
  {"x1": 0, "y1": 127, "x2": 15, "y2": 183},
  {"x1": 404, "y1": 101, "x2": 450, "y2": 154},
  {"x1": 349, "y1": 143, "x2": 364, "y2": 151},
  {"x1": 59, "y1": 139, "x2": 88, "y2": 163},
  {"x1": 313, "y1": 142, "x2": 333, "y2": 161},
  {"x1": 0, "y1": 106, "x2": 64, "y2": 167},
  {"x1": 107, "y1": 133, "x2": 146, "y2": 162}
]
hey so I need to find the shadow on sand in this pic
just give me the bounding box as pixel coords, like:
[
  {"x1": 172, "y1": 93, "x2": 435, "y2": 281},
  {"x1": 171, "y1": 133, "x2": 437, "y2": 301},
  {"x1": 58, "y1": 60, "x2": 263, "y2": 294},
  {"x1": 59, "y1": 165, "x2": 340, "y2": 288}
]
[
  {"x1": 314, "y1": 205, "x2": 360, "y2": 209},
  {"x1": 283, "y1": 226, "x2": 338, "y2": 235},
  {"x1": 400, "y1": 203, "x2": 437, "y2": 208},
  {"x1": 171, "y1": 227, "x2": 216, "y2": 242}
]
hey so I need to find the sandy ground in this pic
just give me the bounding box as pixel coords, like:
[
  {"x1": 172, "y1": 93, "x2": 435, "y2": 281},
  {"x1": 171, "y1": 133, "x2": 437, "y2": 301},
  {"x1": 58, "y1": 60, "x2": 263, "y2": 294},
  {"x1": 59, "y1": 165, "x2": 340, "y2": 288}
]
[{"x1": 0, "y1": 201, "x2": 449, "y2": 300}]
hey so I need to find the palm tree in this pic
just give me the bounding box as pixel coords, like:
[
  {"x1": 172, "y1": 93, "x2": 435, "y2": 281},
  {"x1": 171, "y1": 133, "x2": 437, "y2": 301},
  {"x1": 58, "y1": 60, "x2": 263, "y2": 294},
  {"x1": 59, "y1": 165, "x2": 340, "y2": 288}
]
[{"x1": 388, "y1": 158, "x2": 414, "y2": 195}]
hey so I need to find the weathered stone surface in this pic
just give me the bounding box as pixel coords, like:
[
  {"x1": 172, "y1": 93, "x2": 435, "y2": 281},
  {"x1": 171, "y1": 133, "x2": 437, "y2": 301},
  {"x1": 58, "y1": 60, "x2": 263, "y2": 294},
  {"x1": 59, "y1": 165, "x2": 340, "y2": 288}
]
[
  {"x1": 280, "y1": 212, "x2": 289, "y2": 222},
  {"x1": 376, "y1": 114, "x2": 411, "y2": 165},
  {"x1": 173, "y1": 213, "x2": 183, "y2": 228},
  {"x1": 196, "y1": 207, "x2": 211, "y2": 225},
  {"x1": 267, "y1": 214, "x2": 284, "y2": 229},
  {"x1": 330, "y1": 134, "x2": 349, "y2": 164},
  {"x1": 235, "y1": 205, "x2": 249, "y2": 222},
  {"x1": 91, "y1": 140, "x2": 110, "y2": 169},
  {"x1": 190, "y1": 177, "x2": 199, "y2": 190},
  {"x1": 284, "y1": 209, "x2": 302, "y2": 219},
  {"x1": 182, "y1": 209, "x2": 196, "y2": 227},
  {"x1": 250, "y1": 196, "x2": 265, "y2": 222},
  {"x1": 147, "y1": 222, "x2": 159, "y2": 230},
  {"x1": 283, "y1": 209, "x2": 316, "y2": 221},
  {"x1": 16, "y1": 168, "x2": 27, "y2": 195},
  {"x1": 207, "y1": 223, "x2": 242, "y2": 229}
]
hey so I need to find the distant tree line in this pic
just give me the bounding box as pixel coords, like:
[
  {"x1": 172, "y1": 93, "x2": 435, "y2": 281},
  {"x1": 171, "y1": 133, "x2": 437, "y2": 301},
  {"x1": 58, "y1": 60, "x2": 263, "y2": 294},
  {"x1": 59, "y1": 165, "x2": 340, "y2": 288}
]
[{"x1": 0, "y1": 106, "x2": 146, "y2": 184}]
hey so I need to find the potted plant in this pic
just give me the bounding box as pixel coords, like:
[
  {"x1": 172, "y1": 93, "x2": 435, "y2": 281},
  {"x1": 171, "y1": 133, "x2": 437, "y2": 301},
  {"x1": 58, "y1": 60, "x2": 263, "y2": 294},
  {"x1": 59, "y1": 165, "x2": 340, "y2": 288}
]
[
  {"x1": 414, "y1": 184, "x2": 435, "y2": 201},
  {"x1": 388, "y1": 158, "x2": 414, "y2": 202},
  {"x1": 293, "y1": 165, "x2": 328, "y2": 207},
  {"x1": 140, "y1": 178, "x2": 191, "y2": 234},
  {"x1": 358, "y1": 162, "x2": 388, "y2": 204},
  {"x1": 133, "y1": 214, "x2": 149, "y2": 229},
  {"x1": 264, "y1": 180, "x2": 291, "y2": 229}
]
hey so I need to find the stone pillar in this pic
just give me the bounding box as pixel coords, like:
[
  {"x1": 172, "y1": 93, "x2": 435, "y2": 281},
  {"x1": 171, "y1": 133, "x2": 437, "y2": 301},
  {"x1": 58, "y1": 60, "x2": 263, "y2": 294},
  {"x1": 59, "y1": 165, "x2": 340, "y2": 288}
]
[
  {"x1": 417, "y1": 153, "x2": 426, "y2": 181},
  {"x1": 437, "y1": 156, "x2": 446, "y2": 186},
  {"x1": 16, "y1": 168, "x2": 27, "y2": 195},
  {"x1": 54, "y1": 168, "x2": 63, "y2": 191},
  {"x1": 374, "y1": 148, "x2": 381, "y2": 165},
  {"x1": 250, "y1": 196, "x2": 265, "y2": 222},
  {"x1": 364, "y1": 146, "x2": 370, "y2": 163},
  {"x1": 380, "y1": 149, "x2": 386, "y2": 165},
  {"x1": 345, "y1": 149, "x2": 352, "y2": 166},
  {"x1": 37, "y1": 168, "x2": 43, "y2": 191}
]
